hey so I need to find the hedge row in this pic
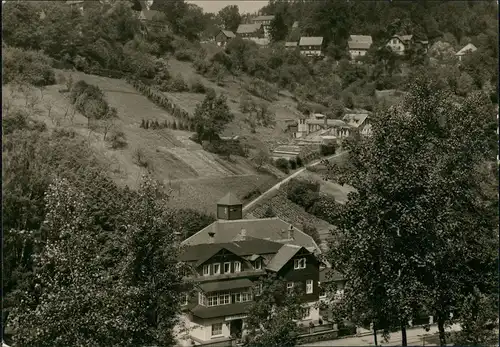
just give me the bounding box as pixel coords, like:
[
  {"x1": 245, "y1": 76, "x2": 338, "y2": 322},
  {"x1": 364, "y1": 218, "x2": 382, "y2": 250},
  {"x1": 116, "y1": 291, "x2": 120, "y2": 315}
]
[
  {"x1": 297, "y1": 331, "x2": 339, "y2": 345},
  {"x1": 125, "y1": 76, "x2": 192, "y2": 123},
  {"x1": 140, "y1": 118, "x2": 195, "y2": 132}
]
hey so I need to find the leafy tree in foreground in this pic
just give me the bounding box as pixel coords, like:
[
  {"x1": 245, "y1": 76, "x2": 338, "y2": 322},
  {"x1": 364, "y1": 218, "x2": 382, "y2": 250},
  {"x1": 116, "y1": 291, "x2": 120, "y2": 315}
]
[
  {"x1": 324, "y1": 77, "x2": 498, "y2": 346},
  {"x1": 243, "y1": 274, "x2": 306, "y2": 347},
  {"x1": 193, "y1": 89, "x2": 234, "y2": 142},
  {"x1": 9, "y1": 175, "x2": 187, "y2": 347}
]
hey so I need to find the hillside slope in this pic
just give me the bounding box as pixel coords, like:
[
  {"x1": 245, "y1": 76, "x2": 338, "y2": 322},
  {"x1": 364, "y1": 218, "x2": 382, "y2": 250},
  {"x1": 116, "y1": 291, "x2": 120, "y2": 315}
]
[
  {"x1": 166, "y1": 58, "x2": 303, "y2": 149},
  {"x1": 3, "y1": 71, "x2": 278, "y2": 196}
]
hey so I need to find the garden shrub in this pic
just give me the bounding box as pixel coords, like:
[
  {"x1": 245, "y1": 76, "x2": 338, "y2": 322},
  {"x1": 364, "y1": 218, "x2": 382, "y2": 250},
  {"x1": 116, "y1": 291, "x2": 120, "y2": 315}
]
[
  {"x1": 320, "y1": 143, "x2": 337, "y2": 156},
  {"x1": 108, "y1": 129, "x2": 127, "y2": 149},
  {"x1": 284, "y1": 178, "x2": 320, "y2": 210},
  {"x1": 169, "y1": 74, "x2": 189, "y2": 92},
  {"x1": 3, "y1": 47, "x2": 55, "y2": 86},
  {"x1": 189, "y1": 77, "x2": 206, "y2": 93},
  {"x1": 275, "y1": 158, "x2": 290, "y2": 174}
]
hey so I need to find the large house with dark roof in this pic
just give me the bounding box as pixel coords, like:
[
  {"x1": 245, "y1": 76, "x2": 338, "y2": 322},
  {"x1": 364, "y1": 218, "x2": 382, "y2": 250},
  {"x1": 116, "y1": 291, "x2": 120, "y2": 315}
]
[{"x1": 177, "y1": 193, "x2": 324, "y2": 345}]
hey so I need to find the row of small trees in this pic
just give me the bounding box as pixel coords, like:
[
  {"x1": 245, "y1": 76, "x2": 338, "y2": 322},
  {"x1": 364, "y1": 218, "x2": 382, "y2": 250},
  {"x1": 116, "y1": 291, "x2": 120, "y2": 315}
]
[
  {"x1": 139, "y1": 118, "x2": 195, "y2": 132},
  {"x1": 126, "y1": 76, "x2": 192, "y2": 123}
]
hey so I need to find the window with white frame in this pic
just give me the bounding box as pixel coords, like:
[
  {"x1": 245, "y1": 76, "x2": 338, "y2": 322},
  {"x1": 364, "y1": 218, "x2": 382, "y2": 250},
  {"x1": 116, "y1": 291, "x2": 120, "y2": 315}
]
[
  {"x1": 306, "y1": 279, "x2": 313, "y2": 294},
  {"x1": 203, "y1": 264, "x2": 210, "y2": 276},
  {"x1": 211, "y1": 323, "x2": 223, "y2": 336},
  {"x1": 213, "y1": 263, "x2": 221, "y2": 275},
  {"x1": 287, "y1": 282, "x2": 294, "y2": 291},
  {"x1": 234, "y1": 261, "x2": 241, "y2": 272},
  {"x1": 294, "y1": 258, "x2": 306, "y2": 270},
  {"x1": 241, "y1": 292, "x2": 252, "y2": 302},
  {"x1": 223, "y1": 262, "x2": 231, "y2": 274},
  {"x1": 254, "y1": 283, "x2": 263, "y2": 296},
  {"x1": 207, "y1": 293, "x2": 219, "y2": 307},
  {"x1": 254, "y1": 258, "x2": 262, "y2": 270},
  {"x1": 199, "y1": 292, "x2": 207, "y2": 306},
  {"x1": 182, "y1": 293, "x2": 189, "y2": 305},
  {"x1": 219, "y1": 292, "x2": 231, "y2": 305}
]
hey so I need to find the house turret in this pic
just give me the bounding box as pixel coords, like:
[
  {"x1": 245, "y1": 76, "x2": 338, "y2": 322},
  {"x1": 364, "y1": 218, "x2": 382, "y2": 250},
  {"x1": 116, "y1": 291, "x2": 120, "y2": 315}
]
[{"x1": 217, "y1": 192, "x2": 243, "y2": 220}]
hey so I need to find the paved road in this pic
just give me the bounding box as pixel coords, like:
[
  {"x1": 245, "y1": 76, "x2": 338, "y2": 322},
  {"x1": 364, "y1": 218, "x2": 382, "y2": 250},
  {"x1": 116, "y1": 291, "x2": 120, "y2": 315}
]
[
  {"x1": 242, "y1": 151, "x2": 348, "y2": 213},
  {"x1": 300, "y1": 324, "x2": 462, "y2": 346}
]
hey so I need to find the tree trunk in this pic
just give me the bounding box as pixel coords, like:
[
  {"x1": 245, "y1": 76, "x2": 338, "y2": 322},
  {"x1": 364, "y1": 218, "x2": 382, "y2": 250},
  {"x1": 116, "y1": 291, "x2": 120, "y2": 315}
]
[
  {"x1": 438, "y1": 318, "x2": 447, "y2": 346},
  {"x1": 373, "y1": 324, "x2": 378, "y2": 346},
  {"x1": 401, "y1": 323, "x2": 407, "y2": 346}
]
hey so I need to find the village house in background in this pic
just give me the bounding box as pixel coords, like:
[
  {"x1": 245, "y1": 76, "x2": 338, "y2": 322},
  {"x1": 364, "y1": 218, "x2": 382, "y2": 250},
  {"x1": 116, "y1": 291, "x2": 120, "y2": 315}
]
[
  {"x1": 285, "y1": 41, "x2": 298, "y2": 50},
  {"x1": 386, "y1": 34, "x2": 429, "y2": 55},
  {"x1": 176, "y1": 193, "x2": 331, "y2": 346},
  {"x1": 299, "y1": 36, "x2": 324, "y2": 57},
  {"x1": 215, "y1": 30, "x2": 236, "y2": 47},
  {"x1": 456, "y1": 43, "x2": 478, "y2": 61},
  {"x1": 347, "y1": 35, "x2": 373, "y2": 59},
  {"x1": 342, "y1": 112, "x2": 372, "y2": 137},
  {"x1": 236, "y1": 23, "x2": 264, "y2": 41},
  {"x1": 251, "y1": 15, "x2": 274, "y2": 39}
]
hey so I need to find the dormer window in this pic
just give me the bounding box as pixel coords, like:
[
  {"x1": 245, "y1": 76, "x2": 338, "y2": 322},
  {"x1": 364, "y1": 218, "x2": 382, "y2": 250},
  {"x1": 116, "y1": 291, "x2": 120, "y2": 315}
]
[
  {"x1": 294, "y1": 258, "x2": 306, "y2": 270},
  {"x1": 224, "y1": 262, "x2": 231, "y2": 274},
  {"x1": 203, "y1": 264, "x2": 210, "y2": 276},
  {"x1": 213, "y1": 263, "x2": 221, "y2": 275},
  {"x1": 234, "y1": 261, "x2": 241, "y2": 272},
  {"x1": 254, "y1": 259, "x2": 262, "y2": 270}
]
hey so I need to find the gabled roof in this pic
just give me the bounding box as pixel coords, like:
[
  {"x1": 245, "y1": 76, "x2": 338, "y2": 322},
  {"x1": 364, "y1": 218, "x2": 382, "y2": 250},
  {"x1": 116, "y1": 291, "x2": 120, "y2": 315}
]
[
  {"x1": 179, "y1": 238, "x2": 285, "y2": 262},
  {"x1": 182, "y1": 217, "x2": 319, "y2": 251},
  {"x1": 299, "y1": 36, "x2": 324, "y2": 46},
  {"x1": 266, "y1": 244, "x2": 302, "y2": 272},
  {"x1": 342, "y1": 113, "x2": 369, "y2": 128},
  {"x1": 217, "y1": 192, "x2": 242, "y2": 206},
  {"x1": 237, "y1": 23, "x2": 262, "y2": 34},
  {"x1": 221, "y1": 30, "x2": 236, "y2": 38},
  {"x1": 249, "y1": 37, "x2": 270, "y2": 46},
  {"x1": 456, "y1": 43, "x2": 477, "y2": 56},
  {"x1": 348, "y1": 35, "x2": 373, "y2": 50},
  {"x1": 391, "y1": 34, "x2": 413, "y2": 43},
  {"x1": 306, "y1": 119, "x2": 350, "y2": 128}
]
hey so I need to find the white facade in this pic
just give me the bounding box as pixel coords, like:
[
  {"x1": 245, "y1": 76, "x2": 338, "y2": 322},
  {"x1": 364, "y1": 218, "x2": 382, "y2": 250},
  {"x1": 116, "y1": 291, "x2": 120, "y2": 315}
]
[
  {"x1": 349, "y1": 49, "x2": 368, "y2": 58},
  {"x1": 386, "y1": 37, "x2": 406, "y2": 55}
]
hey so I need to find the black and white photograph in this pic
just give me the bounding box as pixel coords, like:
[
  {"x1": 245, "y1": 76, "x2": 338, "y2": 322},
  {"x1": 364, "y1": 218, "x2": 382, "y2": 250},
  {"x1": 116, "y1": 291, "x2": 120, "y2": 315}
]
[{"x1": 2, "y1": 0, "x2": 499, "y2": 346}]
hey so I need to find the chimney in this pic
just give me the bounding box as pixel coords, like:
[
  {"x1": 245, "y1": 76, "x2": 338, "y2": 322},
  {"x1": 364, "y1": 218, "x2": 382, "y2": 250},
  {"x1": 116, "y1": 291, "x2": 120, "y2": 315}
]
[
  {"x1": 288, "y1": 225, "x2": 294, "y2": 240},
  {"x1": 324, "y1": 115, "x2": 328, "y2": 129},
  {"x1": 208, "y1": 231, "x2": 215, "y2": 244}
]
